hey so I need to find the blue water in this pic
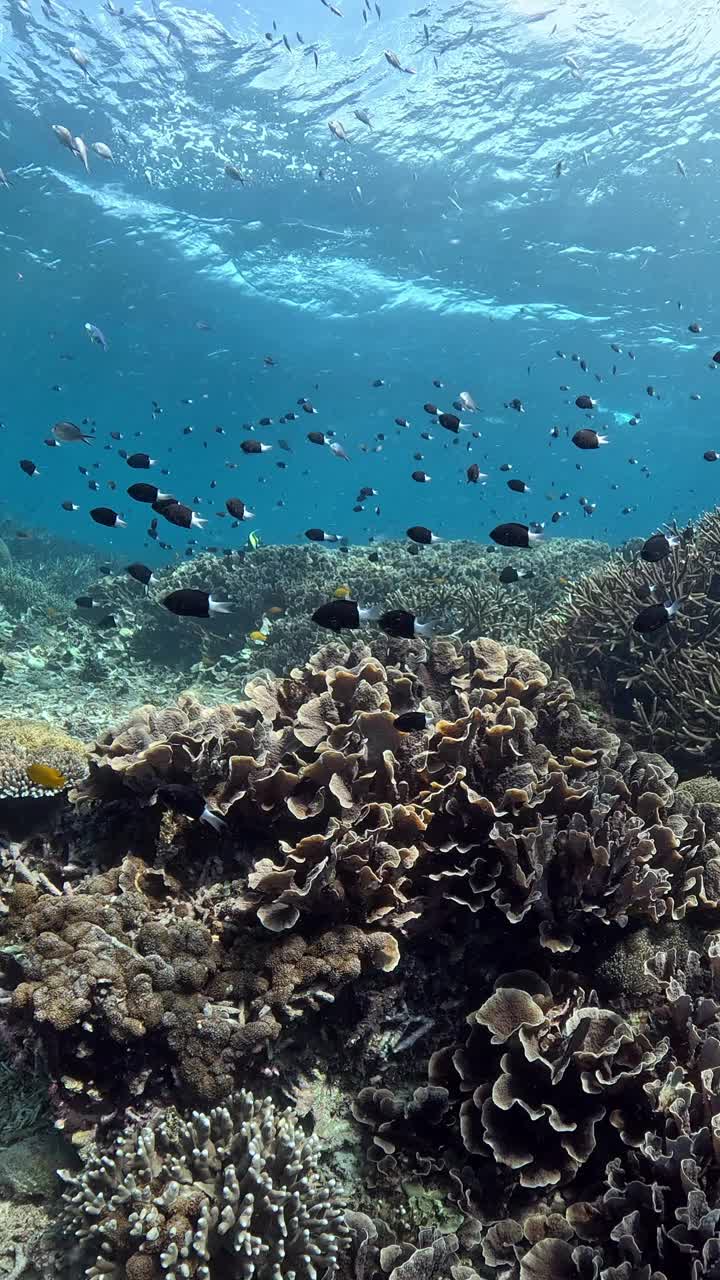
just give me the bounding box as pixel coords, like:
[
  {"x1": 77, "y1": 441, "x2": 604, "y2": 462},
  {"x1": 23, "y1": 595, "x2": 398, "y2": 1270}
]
[{"x1": 0, "y1": 0, "x2": 718, "y2": 562}]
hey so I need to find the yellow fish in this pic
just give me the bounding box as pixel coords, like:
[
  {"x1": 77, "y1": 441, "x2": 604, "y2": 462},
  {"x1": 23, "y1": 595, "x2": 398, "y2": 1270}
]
[
  {"x1": 334, "y1": 585, "x2": 351, "y2": 599},
  {"x1": 248, "y1": 631, "x2": 268, "y2": 644},
  {"x1": 26, "y1": 763, "x2": 67, "y2": 790}
]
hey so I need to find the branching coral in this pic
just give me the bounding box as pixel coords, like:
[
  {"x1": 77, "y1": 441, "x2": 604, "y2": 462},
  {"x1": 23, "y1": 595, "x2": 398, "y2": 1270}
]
[
  {"x1": 60, "y1": 1088, "x2": 350, "y2": 1280},
  {"x1": 545, "y1": 507, "x2": 720, "y2": 770},
  {"x1": 119, "y1": 539, "x2": 611, "y2": 676}
]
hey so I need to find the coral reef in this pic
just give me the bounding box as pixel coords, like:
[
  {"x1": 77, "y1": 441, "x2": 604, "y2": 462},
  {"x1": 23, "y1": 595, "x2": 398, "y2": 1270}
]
[
  {"x1": 348, "y1": 1215, "x2": 472, "y2": 1280},
  {"x1": 354, "y1": 931, "x2": 720, "y2": 1278},
  {"x1": 675, "y1": 774, "x2": 720, "y2": 805},
  {"x1": 5, "y1": 618, "x2": 720, "y2": 1275},
  {"x1": 0, "y1": 538, "x2": 611, "y2": 741},
  {"x1": 0, "y1": 719, "x2": 88, "y2": 799},
  {"x1": 124, "y1": 539, "x2": 611, "y2": 675},
  {"x1": 545, "y1": 507, "x2": 720, "y2": 771},
  {"x1": 7, "y1": 632, "x2": 718, "y2": 1124},
  {"x1": 69, "y1": 634, "x2": 718, "y2": 953},
  {"x1": 432, "y1": 967, "x2": 668, "y2": 1189},
  {"x1": 59, "y1": 1088, "x2": 350, "y2": 1280},
  {"x1": 3, "y1": 858, "x2": 398, "y2": 1108}
]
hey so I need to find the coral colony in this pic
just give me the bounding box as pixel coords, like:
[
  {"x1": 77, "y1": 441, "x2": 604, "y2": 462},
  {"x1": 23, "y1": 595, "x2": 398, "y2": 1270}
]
[{"x1": 2, "y1": 617, "x2": 720, "y2": 1277}]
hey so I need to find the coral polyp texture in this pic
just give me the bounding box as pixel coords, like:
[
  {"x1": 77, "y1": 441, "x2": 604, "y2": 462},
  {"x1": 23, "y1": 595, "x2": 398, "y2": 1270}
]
[
  {"x1": 5, "y1": 859, "x2": 397, "y2": 1105},
  {"x1": 545, "y1": 506, "x2": 720, "y2": 771},
  {"x1": 0, "y1": 717, "x2": 88, "y2": 799},
  {"x1": 59, "y1": 1088, "x2": 350, "y2": 1280}
]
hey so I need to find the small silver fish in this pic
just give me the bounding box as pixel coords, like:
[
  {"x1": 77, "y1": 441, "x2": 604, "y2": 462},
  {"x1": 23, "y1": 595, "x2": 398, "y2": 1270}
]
[
  {"x1": 85, "y1": 322, "x2": 108, "y2": 351},
  {"x1": 69, "y1": 46, "x2": 91, "y2": 74},
  {"x1": 74, "y1": 136, "x2": 90, "y2": 173},
  {"x1": 328, "y1": 120, "x2": 349, "y2": 142},
  {"x1": 53, "y1": 420, "x2": 93, "y2": 444},
  {"x1": 0, "y1": 168, "x2": 10, "y2": 189},
  {"x1": 92, "y1": 142, "x2": 114, "y2": 161},
  {"x1": 224, "y1": 162, "x2": 244, "y2": 182},
  {"x1": 354, "y1": 108, "x2": 372, "y2": 128},
  {"x1": 676, "y1": 158, "x2": 687, "y2": 177},
  {"x1": 52, "y1": 124, "x2": 76, "y2": 153}
]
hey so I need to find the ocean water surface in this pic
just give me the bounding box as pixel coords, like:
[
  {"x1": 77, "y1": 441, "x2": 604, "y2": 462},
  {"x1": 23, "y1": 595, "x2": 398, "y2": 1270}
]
[{"x1": 1, "y1": 0, "x2": 718, "y2": 560}]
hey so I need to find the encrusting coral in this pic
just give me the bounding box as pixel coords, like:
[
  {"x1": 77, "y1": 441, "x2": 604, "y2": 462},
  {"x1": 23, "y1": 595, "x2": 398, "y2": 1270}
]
[
  {"x1": 4, "y1": 857, "x2": 398, "y2": 1108},
  {"x1": 59, "y1": 1088, "x2": 350, "y2": 1280},
  {"x1": 545, "y1": 506, "x2": 720, "y2": 771}
]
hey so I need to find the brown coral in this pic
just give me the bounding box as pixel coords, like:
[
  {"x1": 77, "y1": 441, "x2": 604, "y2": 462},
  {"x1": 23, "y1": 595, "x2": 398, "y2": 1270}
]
[
  {"x1": 429, "y1": 968, "x2": 668, "y2": 1192},
  {"x1": 4, "y1": 857, "x2": 399, "y2": 1109},
  {"x1": 66, "y1": 636, "x2": 709, "y2": 956}
]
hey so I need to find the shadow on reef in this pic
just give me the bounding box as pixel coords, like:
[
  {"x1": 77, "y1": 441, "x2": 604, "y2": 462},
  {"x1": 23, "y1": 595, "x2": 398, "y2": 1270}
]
[{"x1": 3, "y1": 632, "x2": 720, "y2": 1277}]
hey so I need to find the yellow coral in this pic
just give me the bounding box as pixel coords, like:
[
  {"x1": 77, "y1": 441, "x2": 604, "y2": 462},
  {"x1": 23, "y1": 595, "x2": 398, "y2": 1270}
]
[{"x1": 0, "y1": 718, "x2": 88, "y2": 798}]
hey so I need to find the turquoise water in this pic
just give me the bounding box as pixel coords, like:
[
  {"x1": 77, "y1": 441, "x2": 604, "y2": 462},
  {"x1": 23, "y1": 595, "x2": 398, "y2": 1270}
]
[{"x1": 0, "y1": 0, "x2": 717, "y2": 561}]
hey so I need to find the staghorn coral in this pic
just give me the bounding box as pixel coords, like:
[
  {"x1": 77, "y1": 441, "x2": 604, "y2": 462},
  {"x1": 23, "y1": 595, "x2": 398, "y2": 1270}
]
[
  {"x1": 3, "y1": 857, "x2": 399, "y2": 1109},
  {"x1": 59, "y1": 1088, "x2": 350, "y2": 1280},
  {"x1": 0, "y1": 717, "x2": 88, "y2": 798},
  {"x1": 545, "y1": 507, "x2": 720, "y2": 771}
]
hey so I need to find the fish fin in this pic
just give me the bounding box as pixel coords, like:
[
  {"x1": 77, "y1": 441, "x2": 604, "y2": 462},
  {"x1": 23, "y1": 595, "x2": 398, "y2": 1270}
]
[{"x1": 201, "y1": 807, "x2": 227, "y2": 832}]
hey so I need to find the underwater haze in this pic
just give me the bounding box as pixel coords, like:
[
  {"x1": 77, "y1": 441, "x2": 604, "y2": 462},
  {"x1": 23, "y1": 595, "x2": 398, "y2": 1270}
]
[{"x1": 0, "y1": 0, "x2": 718, "y2": 559}]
